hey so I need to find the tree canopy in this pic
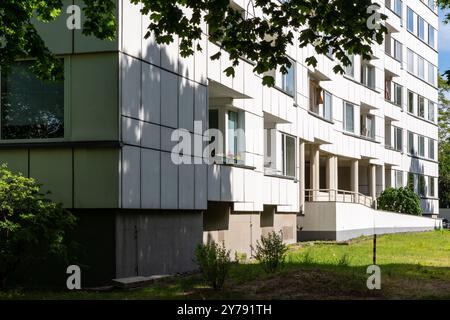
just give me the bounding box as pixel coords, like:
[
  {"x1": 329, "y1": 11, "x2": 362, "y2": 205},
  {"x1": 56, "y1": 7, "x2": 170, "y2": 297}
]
[
  {"x1": 2, "y1": 1, "x2": 450, "y2": 83},
  {"x1": 439, "y1": 75, "x2": 450, "y2": 208},
  {"x1": 0, "y1": 0, "x2": 388, "y2": 84}
]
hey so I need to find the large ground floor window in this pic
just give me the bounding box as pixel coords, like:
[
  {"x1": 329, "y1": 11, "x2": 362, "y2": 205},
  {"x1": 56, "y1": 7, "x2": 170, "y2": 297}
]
[{"x1": 0, "y1": 60, "x2": 64, "y2": 140}]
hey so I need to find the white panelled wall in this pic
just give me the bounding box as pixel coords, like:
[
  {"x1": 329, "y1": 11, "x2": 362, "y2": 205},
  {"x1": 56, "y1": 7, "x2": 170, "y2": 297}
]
[{"x1": 117, "y1": 0, "x2": 439, "y2": 257}]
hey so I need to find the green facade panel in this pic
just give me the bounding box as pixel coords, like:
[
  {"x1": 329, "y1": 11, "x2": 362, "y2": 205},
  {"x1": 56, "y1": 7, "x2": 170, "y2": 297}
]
[
  {"x1": 70, "y1": 53, "x2": 119, "y2": 141},
  {"x1": 0, "y1": 149, "x2": 29, "y2": 176},
  {"x1": 74, "y1": 148, "x2": 119, "y2": 208},
  {"x1": 29, "y1": 149, "x2": 73, "y2": 208}
]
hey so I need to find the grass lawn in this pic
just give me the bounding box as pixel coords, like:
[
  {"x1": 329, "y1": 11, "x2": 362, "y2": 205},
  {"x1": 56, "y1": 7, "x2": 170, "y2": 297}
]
[{"x1": 2, "y1": 230, "x2": 450, "y2": 300}]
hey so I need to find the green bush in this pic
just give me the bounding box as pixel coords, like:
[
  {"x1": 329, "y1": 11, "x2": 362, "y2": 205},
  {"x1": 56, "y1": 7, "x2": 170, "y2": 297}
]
[
  {"x1": 377, "y1": 187, "x2": 422, "y2": 216},
  {"x1": 253, "y1": 231, "x2": 288, "y2": 273},
  {"x1": 0, "y1": 165, "x2": 77, "y2": 289},
  {"x1": 194, "y1": 242, "x2": 231, "y2": 290}
]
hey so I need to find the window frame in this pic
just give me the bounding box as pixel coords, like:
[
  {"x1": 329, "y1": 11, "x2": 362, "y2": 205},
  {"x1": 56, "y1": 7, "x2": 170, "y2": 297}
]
[
  {"x1": 0, "y1": 58, "x2": 70, "y2": 143},
  {"x1": 343, "y1": 101, "x2": 355, "y2": 133}
]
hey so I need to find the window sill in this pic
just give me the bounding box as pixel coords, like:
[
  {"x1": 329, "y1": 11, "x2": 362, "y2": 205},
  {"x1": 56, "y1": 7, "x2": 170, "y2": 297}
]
[
  {"x1": 273, "y1": 85, "x2": 295, "y2": 98},
  {"x1": 307, "y1": 110, "x2": 334, "y2": 124},
  {"x1": 384, "y1": 99, "x2": 402, "y2": 109},
  {"x1": 342, "y1": 75, "x2": 380, "y2": 94},
  {"x1": 264, "y1": 172, "x2": 298, "y2": 182},
  {"x1": 406, "y1": 70, "x2": 438, "y2": 90},
  {"x1": 384, "y1": 145, "x2": 403, "y2": 154},
  {"x1": 215, "y1": 161, "x2": 256, "y2": 170},
  {"x1": 406, "y1": 111, "x2": 437, "y2": 126},
  {"x1": 406, "y1": 153, "x2": 438, "y2": 164},
  {"x1": 342, "y1": 131, "x2": 380, "y2": 143}
]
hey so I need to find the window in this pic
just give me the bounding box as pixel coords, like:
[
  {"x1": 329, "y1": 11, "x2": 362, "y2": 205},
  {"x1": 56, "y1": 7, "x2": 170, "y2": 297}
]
[
  {"x1": 407, "y1": 49, "x2": 414, "y2": 73},
  {"x1": 418, "y1": 135, "x2": 425, "y2": 157},
  {"x1": 428, "y1": 25, "x2": 435, "y2": 47},
  {"x1": 323, "y1": 91, "x2": 332, "y2": 121},
  {"x1": 394, "y1": 83, "x2": 402, "y2": 106},
  {"x1": 417, "y1": 16, "x2": 425, "y2": 41},
  {"x1": 419, "y1": 175, "x2": 426, "y2": 197},
  {"x1": 227, "y1": 111, "x2": 239, "y2": 161},
  {"x1": 394, "y1": 0, "x2": 402, "y2": 16},
  {"x1": 361, "y1": 63, "x2": 376, "y2": 89},
  {"x1": 395, "y1": 170, "x2": 403, "y2": 188},
  {"x1": 282, "y1": 62, "x2": 295, "y2": 96},
  {"x1": 408, "y1": 131, "x2": 415, "y2": 154},
  {"x1": 429, "y1": 176, "x2": 435, "y2": 197},
  {"x1": 408, "y1": 172, "x2": 415, "y2": 190},
  {"x1": 408, "y1": 90, "x2": 415, "y2": 114},
  {"x1": 418, "y1": 96, "x2": 425, "y2": 118},
  {"x1": 394, "y1": 126, "x2": 403, "y2": 151},
  {"x1": 407, "y1": 7, "x2": 414, "y2": 32},
  {"x1": 418, "y1": 56, "x2": 425, "y2": 79},
  {"x1": 1, "y1": 61, "x2": 64, "y2": 140},
  {"x1": 282, "y1": 134, "x2": 296, "y2": 177},
  {"x1": 428, "y1": 62, "x2": 436, "y2": 85},
  {"x1": 394, "y1": 39, "x2": 402, "y2": 62},
  {"x1": 361, "y1": 114, "x2": 375, "y2": 139},
  {"x1": 344, "y1": 102, "x2": 355, "y2": 133},
  {"x1": 428, "y1": 0, "x2": 435, "y2": 11},
  {"x1": 208, "y1": 109, "x2": 219, "y2": 157},
  {"x1": 428, "y1": 138, "x2": 435, "y2": 159},
  {"x1": 345, "y1": 54, "x2": 354, "y2": 78},
  {"x1": 428, "y1": 101, "x2": 435, "y2": 122},
  {"x1": 309, "y1": 80, "x2": 322, "y2": 115}
]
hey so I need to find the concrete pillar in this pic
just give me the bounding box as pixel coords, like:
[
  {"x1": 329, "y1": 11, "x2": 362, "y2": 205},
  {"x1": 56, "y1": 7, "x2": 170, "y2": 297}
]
[
  {"x1": 370, "y1": 164, "x2": 376, "y2": 200},
  {"x1": 380, "y1": 164, "x2": 385, "y2": 194},
  {"x1": 299, "y1": 140, "x2": 305, "y2": 213},
  {"x1": 350, "y1": 160, "x2": 359, "y2": 194},
  {"x1": 326, "y1": 155, "x2": 338, "y2": 190},
  {"x1": 334, "y1": 157, "x2": 339, "y2": 190},
  {"x1": 310, "y1": 145, "x2": 320, "y2": 190},
  {"x1": 310, "y1": 145, "x2": 320, "y2": 201}
]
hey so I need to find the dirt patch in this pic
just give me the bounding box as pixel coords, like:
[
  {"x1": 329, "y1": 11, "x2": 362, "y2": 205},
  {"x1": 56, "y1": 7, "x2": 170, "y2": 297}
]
[{"x1": 189, "y1": 267, "x2": 450, "y2": 300}]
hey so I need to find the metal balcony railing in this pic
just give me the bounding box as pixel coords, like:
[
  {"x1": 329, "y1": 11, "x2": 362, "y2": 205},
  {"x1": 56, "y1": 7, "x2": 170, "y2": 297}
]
[{"x1": 305, "y1": 189, "x2": 375, "y2": 209}]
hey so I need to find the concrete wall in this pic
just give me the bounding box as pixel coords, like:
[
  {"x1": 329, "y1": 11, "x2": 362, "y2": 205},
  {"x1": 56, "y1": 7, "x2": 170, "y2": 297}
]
[
  {"x1": 115, "y1": 211, "x2": 203, "y2": 278},
  {"x1": 299, "y1": 202, "x2": 441, "y2": 242},
  {"x1": 440, "y1": 208, "x2": 450, "y2": 220}
]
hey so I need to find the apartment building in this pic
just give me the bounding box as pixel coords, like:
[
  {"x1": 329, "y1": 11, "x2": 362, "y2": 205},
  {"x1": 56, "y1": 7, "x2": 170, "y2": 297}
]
[{"x1": 0, "y1": 0, "x2": 439, "y2": 285}]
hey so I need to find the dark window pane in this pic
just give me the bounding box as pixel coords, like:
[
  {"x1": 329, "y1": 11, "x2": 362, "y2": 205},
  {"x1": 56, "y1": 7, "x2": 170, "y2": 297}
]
[{"x1": 1, "y1": 61, "x2": 64, "y2": 139}]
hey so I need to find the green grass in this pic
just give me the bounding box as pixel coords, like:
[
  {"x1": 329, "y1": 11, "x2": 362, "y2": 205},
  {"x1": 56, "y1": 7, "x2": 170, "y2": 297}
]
[{"x1": 2, "y1": 230, "x2": 450, "y2": 300}]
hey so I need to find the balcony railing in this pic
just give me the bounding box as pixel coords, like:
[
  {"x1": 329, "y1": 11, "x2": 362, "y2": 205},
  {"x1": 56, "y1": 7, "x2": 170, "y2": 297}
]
[{"x1": 305, "y1": 189, "x2": 375, "y2": 208}]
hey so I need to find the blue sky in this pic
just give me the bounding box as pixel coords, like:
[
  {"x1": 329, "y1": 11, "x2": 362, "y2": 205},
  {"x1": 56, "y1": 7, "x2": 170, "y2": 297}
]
[{"x1": 439, "y1": 9, "x2": 450, "y2": 77}]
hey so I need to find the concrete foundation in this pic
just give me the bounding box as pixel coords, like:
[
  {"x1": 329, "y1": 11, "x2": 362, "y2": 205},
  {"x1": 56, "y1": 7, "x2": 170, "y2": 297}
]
[
  {"x1": 115, "y1": 211, "x2": 203, "y2": 278},
  {"x1": 299, "y1": 202, "x2": 442, "y2": 242},
  {"x1": 203, "y1": 202, "x2": 297, "y2": 259}
]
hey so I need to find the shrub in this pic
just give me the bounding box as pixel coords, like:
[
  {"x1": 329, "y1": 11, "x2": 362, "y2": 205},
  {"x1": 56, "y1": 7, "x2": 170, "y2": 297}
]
[
  {"x1": 377, "y1": 187, "x2": 422, "y2": 216},
  {"x1": 0, "y1": 165, "x2": 77, "y2": 289},
  {"x1": 337, "y1": 253, "x2": 351, "y2": 266},
  {"x1": 194, "y1": 242, "x2": 231, "y2": 290},
  {"x1": 253, "y1": 231, "x2": 288, "y2": 273}
]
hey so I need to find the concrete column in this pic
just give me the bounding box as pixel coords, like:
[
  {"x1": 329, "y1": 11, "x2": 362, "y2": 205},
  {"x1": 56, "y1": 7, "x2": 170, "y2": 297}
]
[
  {"x1": 380, "y1": 164, "x2": 385, "y2": 194},
  {"x1": 310, "y1": 145, "x2": 320, "y2": 190},
  {"x1": 350, "y1": 160, "x2": 359, "y2": 194},
  {"x1": 334, "y1": 157, "x2": 339, "y2": 190},
  {"x1": 370, "y1": 164, "x2": 377, "y2": 200},
  {"x1": 299, "y1": 140, "x2": 305, "y2": 213},
  {"x1": 310, "y1": 145, "x2": 320, "y2": 200},
  {"x1": 326, "y1": 155, "x2": 338, "y2": 190}
]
